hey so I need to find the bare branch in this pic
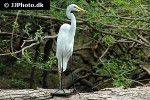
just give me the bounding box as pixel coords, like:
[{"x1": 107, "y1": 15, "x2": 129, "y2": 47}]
[
  {"x1": 21, "y1": 35, "x2": 57, "y2": 55},
  {"x1": 50, "y1": 5, "x2": 65, "y2": 11},
  {"x1": 126, "y1": 78, "x2": 145, "y2": 86},
  {"x1": 11, "y1": 10, "x2": 20, "y2": 53},
  {"x1": 139, "y1": 65, "x2": 150, "y2": 75},
  {"x1": 87, "y1": 23, "x2": 150, "y2": 48},
  {"x1": 0, "y1": 11, "x2": 83, "y2": 24},
  {"x1": 99, "y1": 15, "x2": 149, "y2": 23},
  {"x1": 101, "y1": 22, "x2": 150, "y2": 32},
  {"x1": 0, "y1": 35, "x2": 57, "y2": 56},
  {"x1": 96, "y1": 0, "x2": 107, "y2": 11},
  {"x1": 99, "y1": 46, "x2": 110, "y2": 61},
  {"x1": 21, "y1": 40, "x2": 35, "y2": 48}
]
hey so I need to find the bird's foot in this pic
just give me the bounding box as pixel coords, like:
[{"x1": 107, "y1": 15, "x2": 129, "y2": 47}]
[
  {"x1": 55, "y1": 88, "x2": 65, "y2": 94},
  {"x1": 72, "y1": 87, "x2": 79, "y2": 94},
  {"x1": 51, "y1": 88, "x2": 71, "y2": 96},
  {"x1": 51, "y1": 89, "x2": 65, "y2": 97}
]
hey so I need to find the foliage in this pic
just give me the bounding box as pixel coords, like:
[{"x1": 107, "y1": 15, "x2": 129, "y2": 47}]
[
  {"x1": 34, "y1": 25, "x2": 44, "y2": 41},
  {"x1": 0, "y1": 63, "x2": 5, "y2": 69},
  {"x1": 23, "y1": 22, "x2": 31, "y2": 38},
  {"x1": 0, "y1": 63, "x2": 5, "y2": 73},
  {"x1": 11, "y1": 78, "x2": 28, "y2": 88},
  {"x1": 101, "y1": 35, "x2": 115, "y2": 45},
  {"x1": 94, "y1": 56, "x2": 136, "y2": 87},
  {"x1": 16, "y1": 51, "x2": 56, "y2": 70}
]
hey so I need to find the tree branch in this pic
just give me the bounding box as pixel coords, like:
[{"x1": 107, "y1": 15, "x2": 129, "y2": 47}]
[
  {"x1": 0, "y1": 11, "x2": 84, "y2": 24},
  {"x1": 87, "y1": 23, "x2": 150, "y2": 48},
  {"x1": 11, "y1": 10, "x2": 20, "y2": 53},
  {"x1": 99, "y1": 15, "x2": 149, "y2": 23},
  {"x1": 0, "y1": 35, "x2": 57, "y2": 56},
  {"x1": 101, "y1": 22, "x2": 150, "y2": 32}
]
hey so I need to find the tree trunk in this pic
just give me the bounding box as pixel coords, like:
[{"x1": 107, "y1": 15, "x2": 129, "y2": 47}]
[
  {"x1": 42, "y1": 39, "x2": 53, "y2": 88},
  {"x1": 30, "y1": 44, "x2": 40, "y2": 88}
]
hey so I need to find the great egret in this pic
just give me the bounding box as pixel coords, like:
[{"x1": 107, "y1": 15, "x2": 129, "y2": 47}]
[{"x1": 56, "y1": 4, "x2": 88, "y2": 91}]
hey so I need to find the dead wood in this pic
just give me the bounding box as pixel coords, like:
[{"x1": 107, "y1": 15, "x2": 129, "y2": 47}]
[
  {"x1": 61, "y1": 68, "x2": 99, "y2": 91},
  {"x1": 79, "y1": 79, "x2": 99, "y2": 91},
  {"x1": 0, "y1": 86, "x2": 150, "y2": 100},
  {"x1": 62, "y1": 68, "x2": 91, "y2": 89}
]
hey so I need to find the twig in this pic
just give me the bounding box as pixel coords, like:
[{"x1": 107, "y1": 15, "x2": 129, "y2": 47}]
[
  {"x1": 0, "y1": 32, "x2": 29, "y2": 39},
  {"x1": 100, "y1": 22, "x2": 150, "y2": 32},
  {"x1": 74, "y1": 46, "x2": 91, "y2": 52},
  {"x1": 21, "y1": 35, "x2": 57, "y2": 55},
  {"x1": 92, "y1": 78, "x2": 112, "y2": 89},
  {"x1": 99, "y1": 46, "x2": 110, "y2": 61},
  {"x1": 87, "y1": 23, "x2": 150, "y2": 48},
  {"x1": 0, "y1": 11, "x2": 83, "y2": 24},
  {"x1": 0, "y1": 35, "x2": 57, "y2": 56},
  {"x1": 50, "y1": 5, "x2": 65, "y2": 11},
  {"x1": 22, "y1": 41, "x2": 39, "y2": 55},
  {"x1": 139, "y1": 65, "x2": 150, "y2": 75},
  {"x1": 0, "y1": 32, "x2": 17, "y2": 36},
  {"x1": 132, "y1": 31, "x2": 150, "y2": 45},
  {"x1": 21, "y1": 40, "x2": 36, "y2": 48},
  {"x1": 96, "y1": 0, "x2": 107, "y2": 11},
  {"x1": 115, "y1": 39, "x2": 133, "y2": 43},
  {"x1": 99, "y1": 15, "x2": 149, "y2": 23},
  {"x1": 11, "y1": 10, "x2": 20, "y2": 53},
  {"x1": 0, "y1": 50, "x2": 22, "y2": 56},
  {"x1": 127, "y1": 42, "x2": 136, "y2": 53},
  {"x1": 126, "y1": 78, "x2": 145, "y2": 86}
]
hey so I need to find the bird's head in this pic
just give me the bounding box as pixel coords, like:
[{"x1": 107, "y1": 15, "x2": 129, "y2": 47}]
[{"x1": 67, "y1": 4, "x2": 88, "y2": 14}]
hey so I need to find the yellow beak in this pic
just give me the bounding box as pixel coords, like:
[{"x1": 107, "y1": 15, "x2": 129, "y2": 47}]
[{"x1": 75, "y1": 6, "x2": 88, "y2": 14}]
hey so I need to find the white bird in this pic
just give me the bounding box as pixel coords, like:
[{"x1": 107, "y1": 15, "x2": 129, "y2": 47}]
[{"x1": 56, "y1": 4, "x2": 88, "y2": 90}]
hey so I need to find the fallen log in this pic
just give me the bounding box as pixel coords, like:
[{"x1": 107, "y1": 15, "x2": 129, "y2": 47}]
[{"x1": 0, "y1": 86, "x2": 150, "y2": 100}]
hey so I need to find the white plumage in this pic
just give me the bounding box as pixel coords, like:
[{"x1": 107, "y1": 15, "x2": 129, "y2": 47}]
[
  {"x1": 56, "y1": 24, "x2": 74, "y2": 72},
  {"x1": 56, "y1": 4, "x2": 88, "y2": 89}
]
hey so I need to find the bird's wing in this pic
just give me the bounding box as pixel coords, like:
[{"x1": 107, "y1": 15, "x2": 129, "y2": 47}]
[
  {"x1": 56, "y1": 24, "x2": 70, "y2": 59},
  {"x1": 56, "y1": 24, "x2": 73, "y2": 72}
]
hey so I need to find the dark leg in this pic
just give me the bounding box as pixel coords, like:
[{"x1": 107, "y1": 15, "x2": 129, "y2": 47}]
[
  {"x1": 60, "y1": 61, "x2": 65, "y2": 92},
  {"x1": 60, "y1": 55, "x2": 65, "y2": 92},
  {"x1": 55, "y1": 56, "x2": 65, "y2": 94},
  {"x1": 54, "y1": 72, "x2": 65, "y2": 94},
  {"x1": 70, "y1": 56, "x2": 78, "y2": 93}
]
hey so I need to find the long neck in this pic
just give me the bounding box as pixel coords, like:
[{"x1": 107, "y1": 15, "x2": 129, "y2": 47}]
[{"x1": 66, "y1": 10, "x2": 76, "y2": 37}]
